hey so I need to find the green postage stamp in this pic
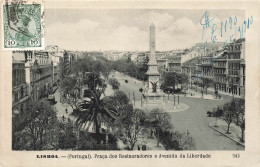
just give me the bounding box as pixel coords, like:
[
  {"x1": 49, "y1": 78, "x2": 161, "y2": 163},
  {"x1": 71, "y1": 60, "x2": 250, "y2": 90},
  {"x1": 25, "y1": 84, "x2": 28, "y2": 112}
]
[{"x1": 2, "y1": 1, "x2": 44, "y2": 50}]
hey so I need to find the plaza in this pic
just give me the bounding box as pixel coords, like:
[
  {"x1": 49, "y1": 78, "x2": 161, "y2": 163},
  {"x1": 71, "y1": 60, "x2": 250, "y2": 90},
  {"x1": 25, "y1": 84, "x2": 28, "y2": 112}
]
[{"x1": 113, "y1": 71, "x2": 244, "y2": 150}]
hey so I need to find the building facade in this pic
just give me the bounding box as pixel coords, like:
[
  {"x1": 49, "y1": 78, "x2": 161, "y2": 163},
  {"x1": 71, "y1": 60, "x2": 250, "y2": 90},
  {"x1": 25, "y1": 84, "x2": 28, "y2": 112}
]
[
  {"x1": 166, "y1": 55, "x2": 182, "y2": 73},
  {"x1": 193, "y1": 39, "x2": 245, "y2": 98},
  {"x1": 182, "y1": 57, "x2": 200, "y2": 88},
  {"x1": 13, "y1": 51, "x2": 54, "y2": 101},
  {"x1": 12, "y1": 59, "x2": 29, "y2": 115}
]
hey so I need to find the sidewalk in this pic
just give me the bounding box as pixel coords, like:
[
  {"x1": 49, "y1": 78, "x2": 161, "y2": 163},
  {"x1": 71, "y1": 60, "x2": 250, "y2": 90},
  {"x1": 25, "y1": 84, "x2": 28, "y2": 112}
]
[
  {"x1": 134, "y1": 137, "x2": 166, "y2": 150},
  {"x1": 209, "y1": 119, "x2": 245, "y2": 147},
  {"x1": 206, "y1": 87, "x2": 244, "y2": 99},
  {"x1": 184, "y1": 89, "x2": 219, "y2": 100},
  {"x1": 54, "y1": 89, "x2": 75, "y2": 121},
  {"x1": 117, "y1": 135, "x2": 166, "y2": 150}
]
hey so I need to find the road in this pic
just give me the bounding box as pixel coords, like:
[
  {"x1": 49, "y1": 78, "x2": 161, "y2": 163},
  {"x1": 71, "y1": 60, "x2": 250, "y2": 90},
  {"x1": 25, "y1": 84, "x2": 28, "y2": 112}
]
[{"x1": 112, "y1": 71, "x2": 244, "y2": 150}]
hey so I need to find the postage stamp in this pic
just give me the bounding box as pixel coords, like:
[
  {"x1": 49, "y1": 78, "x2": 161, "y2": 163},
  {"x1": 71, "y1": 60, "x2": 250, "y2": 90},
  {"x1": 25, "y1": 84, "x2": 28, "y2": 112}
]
[{"x1": 1, "y1": 0, "x2": 44, "y2": 50}]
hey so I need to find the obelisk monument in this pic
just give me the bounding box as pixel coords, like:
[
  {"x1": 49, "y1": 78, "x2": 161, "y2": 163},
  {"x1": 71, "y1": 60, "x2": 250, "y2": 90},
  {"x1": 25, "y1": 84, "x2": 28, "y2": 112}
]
[{"x1": 144, "y1": 24, "x2": 163, "y2": 104}]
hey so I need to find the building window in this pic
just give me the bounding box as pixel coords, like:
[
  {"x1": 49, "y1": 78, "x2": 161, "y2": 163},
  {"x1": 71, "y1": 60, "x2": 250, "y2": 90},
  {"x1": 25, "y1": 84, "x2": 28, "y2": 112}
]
[
  {"x1": 15, "y1": 92, "x2": 18, "y2": 102},
  {"x1": 21, "y1": 87, "x2": 24, "y2": 98}
]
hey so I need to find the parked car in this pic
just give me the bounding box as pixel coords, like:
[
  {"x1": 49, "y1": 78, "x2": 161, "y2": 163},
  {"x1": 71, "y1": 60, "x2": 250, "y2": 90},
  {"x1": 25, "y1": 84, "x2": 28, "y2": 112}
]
[{"x1": 207, "y1": 109, "x2": 223, "y2": 117}]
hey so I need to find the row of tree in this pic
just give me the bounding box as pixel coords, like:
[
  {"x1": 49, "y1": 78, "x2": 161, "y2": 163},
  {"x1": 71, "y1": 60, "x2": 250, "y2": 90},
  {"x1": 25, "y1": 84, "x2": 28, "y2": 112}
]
[
  {"x1": 212, "y1": 98, "x2": 245, "y2": 142},
  {"x1": 111, "y1": 59, "x2": 148, "y2": 81},
  {"x1": 13, "y1": 99, "x2": 78, "y2": 150},
  {"x1": 160, "y1": 72, "x2": 189, "y2": 92}
]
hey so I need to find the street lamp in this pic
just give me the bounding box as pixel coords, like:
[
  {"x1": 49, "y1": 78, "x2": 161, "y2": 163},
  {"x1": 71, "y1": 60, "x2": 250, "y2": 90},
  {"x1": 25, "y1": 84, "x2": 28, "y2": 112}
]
[
  {"x1": 178, "y1": 93, "x2": 180, "y2": 108},
  {"x1": 141, "y1": 95, "x2": 143, "y2": 107},
  {"x1": 133, "y1": 91, "x2": 135, "y2": 106},
  {"x1": 173, "y1": 94, "x2": 176, "y2": 109},
  {"x1": 167, "y1": 90, "x2": 170, "y2": 103},
  {"x1": 196, "y1": 77, "x2": 198, "y2": 92},
  {"x1": 178, "y1": 93, "x2": 179, "y2": 105},
  {"x1": 184, "y1": 85, "x2": 187, "y2": 97}
]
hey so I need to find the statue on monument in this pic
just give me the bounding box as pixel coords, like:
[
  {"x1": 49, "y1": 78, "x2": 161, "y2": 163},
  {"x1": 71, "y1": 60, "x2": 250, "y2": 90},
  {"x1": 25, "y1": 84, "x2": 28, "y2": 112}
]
[{"x1": 150, "y1": 81, "x2": 158, "y2": 93}]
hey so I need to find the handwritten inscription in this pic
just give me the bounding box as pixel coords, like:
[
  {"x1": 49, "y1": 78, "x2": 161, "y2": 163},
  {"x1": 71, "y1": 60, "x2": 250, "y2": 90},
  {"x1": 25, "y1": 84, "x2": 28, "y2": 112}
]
[{"x1": 200, "y1": 11, "x2": 253, "y2": 44}]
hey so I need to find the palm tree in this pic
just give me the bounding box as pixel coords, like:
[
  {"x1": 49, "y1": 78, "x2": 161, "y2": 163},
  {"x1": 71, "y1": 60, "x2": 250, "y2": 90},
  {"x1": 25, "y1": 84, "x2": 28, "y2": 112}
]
[
  {"x1": 83, "y1": 72, "x2": 106, "y2": 92},
  {"x1": 72, "y1": 89, "x2": 119, "y2": 135}
]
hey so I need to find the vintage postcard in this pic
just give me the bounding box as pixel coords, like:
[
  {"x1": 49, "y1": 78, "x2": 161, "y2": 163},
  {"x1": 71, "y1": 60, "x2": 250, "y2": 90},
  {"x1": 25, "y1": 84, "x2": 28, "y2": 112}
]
[{"x1": 0, "y1": 0, "x2": 260, "y2": 167}]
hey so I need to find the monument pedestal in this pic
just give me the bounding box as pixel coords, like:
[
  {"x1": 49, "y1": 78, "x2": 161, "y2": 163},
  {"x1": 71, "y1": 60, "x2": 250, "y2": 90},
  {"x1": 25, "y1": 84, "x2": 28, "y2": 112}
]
[{"x1": 144, "y1": 89, "x2": 164, "y2": 105}]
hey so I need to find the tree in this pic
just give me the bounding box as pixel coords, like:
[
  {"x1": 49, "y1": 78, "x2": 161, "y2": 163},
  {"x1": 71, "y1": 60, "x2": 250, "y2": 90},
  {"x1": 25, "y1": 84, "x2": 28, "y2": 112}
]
[
  {"x1": 58, "y1": 121, "x2": 78, "y2": 150},
  {"x1": 108, "y1": 78, "x2": 120, "y2": 90},
  {"x1": 233, "y1": 99, "x2": 245, "y2": 142},
  {"x1": 71, "y1": 57, "x2": 93, "y2": 76},
  {"x1": 113, "y1": 108, "x2": 147, "y2": 150},
  {"x1": 147, "y1": 108, "x2": 173, "y2": 132},
  {"x1": 14, "y1": 99, "x2": 59, "y2": 150},
  {"x1": 93, "y1": 60, "x2": 112, "y2": 79},
  {"x1": 71, "y1": 56, "x2": 112, "y2": 81},
  {"x1": 110, "y1": 59, "x2": 148, "y2": 81},
  {"x1": 238, "y1": 108, "x2": 245, "y2": 142},
  {"x1": 60, "y1": 76, "x2": 81, "y2": 110},
  {"x1": 106, "y1": 90, "x2": 130, "y2": 115},
  {"x1": 72, "y1": 88, "x2": 119, "y2": 141},
  {"x1": 178, "y1": 73, "x2": 189, "y2": 87},
  {"x1": 84, "y1": 72, "x2": 107, "y2": 92},
  {"x1": 170, "y1": 130, "x2": 195, "y2": 150},
  {"x1": 222, "y1": 101, "x2": 235, "y2": 134},
  {"x1": 146, "y1": 108, "x2": 173, "y2": 147},
  {"x1": 233, "y1": 99, "x2": 245, "y2": 125},
  {"x1": 161, "y1": 72, "x2": 179, "y2": 90}
]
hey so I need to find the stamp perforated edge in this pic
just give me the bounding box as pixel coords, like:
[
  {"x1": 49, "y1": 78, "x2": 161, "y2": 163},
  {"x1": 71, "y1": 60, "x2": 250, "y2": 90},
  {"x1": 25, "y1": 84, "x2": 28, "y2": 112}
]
[{"x1": 0, "y1": 0, "x2": 45, "y2": 51}]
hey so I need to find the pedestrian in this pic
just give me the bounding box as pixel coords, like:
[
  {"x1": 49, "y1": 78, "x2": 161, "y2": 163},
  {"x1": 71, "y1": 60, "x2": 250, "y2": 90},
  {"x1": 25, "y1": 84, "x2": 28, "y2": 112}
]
[
  {"x1": 137, "y1": 145, "x2": 140, "y2": 151},
  {"x1": 142, "y1": 145, "x2": 146, "y2": 151},
  {"x1": 62, "y1": 115, "x2": 65, "y2": 122},
  {"x1": 65, "y1": 108, "x2": 68, "y2": 114}
]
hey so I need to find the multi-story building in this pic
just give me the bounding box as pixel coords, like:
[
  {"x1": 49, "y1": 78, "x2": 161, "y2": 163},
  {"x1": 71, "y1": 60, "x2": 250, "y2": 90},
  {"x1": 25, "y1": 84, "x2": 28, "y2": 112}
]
[
  {"x1": 156, "y1": 59, "x2": 167, "y2": 73},
  {"x1": 213, "y1": 52, "x2": 227, "y2": 93},
  {"x1": 103, "y1": 51, "x2": 126, "y2": 61},
  {"x1": 166, "y1": 55, "x2": 182, "y2": 73},
  {"x1": 181, "y1": 50, "x2": 202, "y2": 64},
  {"x1": 225, "y1": 38, "x2": 245, "y2": 97},
  {"x1": 201, "y1": 55, "x2": 214, "y2": 80},
  {"x1": 202, "y1": 38, "x2": 245, "y2": 98},
  {"x1": 46, "y1": 45, "x2": 65, "y2": 83},
  {"x1": 182, "y1": 57, "x2": 200, "y2": 88},
  {"x1": 13, "y1": 51, "x2": 54, "y2": 101},
  {"x1": 136, "y1": 53, "x2": 147, "y2": 64},
  {"x1": 12, "y1": 58, "x2": 29, "y2": 114}
]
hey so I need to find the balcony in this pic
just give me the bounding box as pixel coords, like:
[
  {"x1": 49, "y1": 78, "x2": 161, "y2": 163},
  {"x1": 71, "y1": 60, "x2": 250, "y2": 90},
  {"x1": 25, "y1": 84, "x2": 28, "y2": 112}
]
[
  {"x1": 214, "y1": 72, "x2": 226, "y2": 75},
  {"x1": 12, "y1": 95, "x2": 29, "y2": 107},
  {"x1": 201, "y1": 63, "x2": 213, "y2": 66},
  {"x1": 214, "y1": 65, "x2": 226, "y2": 68}
]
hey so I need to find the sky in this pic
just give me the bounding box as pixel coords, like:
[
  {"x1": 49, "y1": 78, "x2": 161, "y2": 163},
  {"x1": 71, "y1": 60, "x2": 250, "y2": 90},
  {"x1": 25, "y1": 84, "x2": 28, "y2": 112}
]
[{"x1": 45, "y1": 9, "x2": 245, "y2": 51}]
